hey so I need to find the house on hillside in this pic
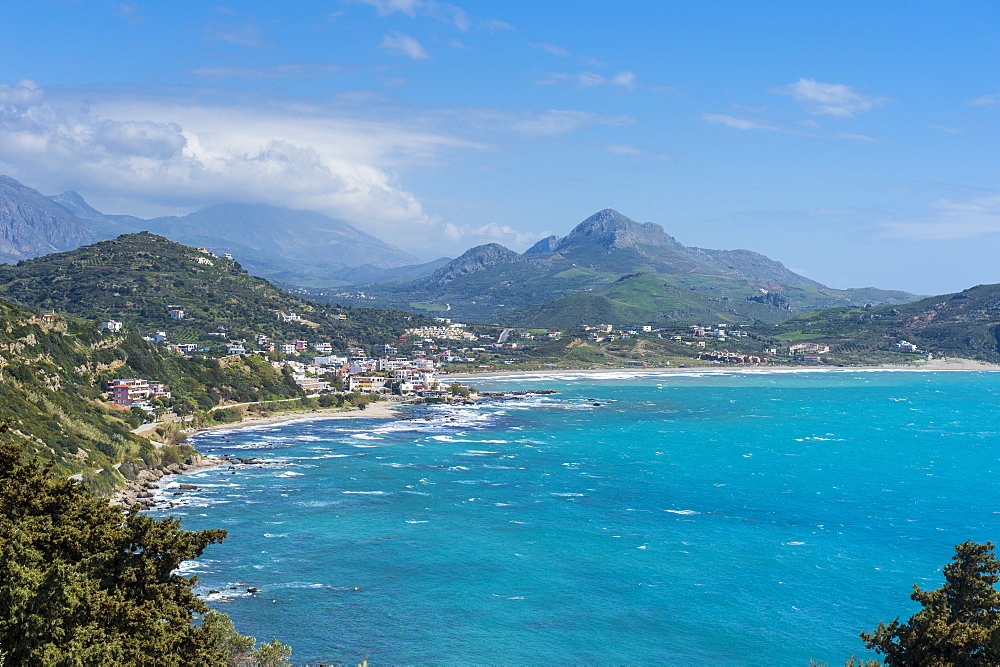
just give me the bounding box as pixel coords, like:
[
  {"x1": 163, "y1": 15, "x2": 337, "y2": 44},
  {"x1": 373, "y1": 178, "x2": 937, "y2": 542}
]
[
  {"x1": 108, "y1": 378, "x2": 171, "y2": 408},
  {"x1": 168, "y1": 309, "x2": 185, "y2": 319},
  {"x1": 99, "y1": 320, "x2": 123, "y2": 332}
]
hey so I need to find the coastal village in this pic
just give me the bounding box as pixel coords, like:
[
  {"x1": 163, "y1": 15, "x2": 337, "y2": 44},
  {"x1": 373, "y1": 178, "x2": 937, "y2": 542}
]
[{"x1": 102, "y1": 304, "x2": 935, "y2": 414}]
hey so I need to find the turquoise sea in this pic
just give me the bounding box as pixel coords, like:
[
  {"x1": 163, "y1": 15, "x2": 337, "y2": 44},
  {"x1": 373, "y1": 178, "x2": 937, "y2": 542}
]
[{"x1": 152, "y1": 370, "x2": 1000, "y2": 664}]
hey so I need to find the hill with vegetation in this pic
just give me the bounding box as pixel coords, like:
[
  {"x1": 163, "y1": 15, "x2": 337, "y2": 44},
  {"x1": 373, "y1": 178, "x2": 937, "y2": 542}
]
[
  {"x1": 0, "y1": 232, "x2": 430, "y2": 354},
  {"x1": 323, "y1": 209, "x2": 920, "y2": 327},
  {"x1": 0, "y1": 298, "x2": 309, "y2": 491},
  {"x1": 762, "y1": 282, "x2": 1000, "y2": 363}
]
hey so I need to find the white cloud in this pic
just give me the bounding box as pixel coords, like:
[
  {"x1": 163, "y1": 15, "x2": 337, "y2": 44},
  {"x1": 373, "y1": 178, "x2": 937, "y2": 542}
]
[
  {"x1": 536, "y1": 70, "x2": 637, "y2": 91},
  {"x1": 701, "y1": 113, "x2": 781, "y2": 132},
  {"x1": 359, "y1": 0, "x2": 470, "y2": 31},
  {"x1": 482, "y1": 19, "x2": 514, "y2": 31},
  {"x1": 0, "y1": 83, "x2": 625, "y2": 257},
  {"x1": 511, "y1": 109, "x2": 635, "y2": 137},
  {"x1": 434, "y1": 220, "x2": 546, "y2": 252},
  {"x1": 379, "y1": 31, "x2": 431, "y2": 60},
  {"x1": 604, "y1": 144, "x2": 671, "y2": 160},
  {"x1": 610, "y1": 71, "x2": 636, "y2": 91},
  {"x1": 702, "y1": 112, "x2": 876, "y2": 141},
  {"x1": 0, "y1": 83, "x2": 484, "y2": 237},
  {"x1": 191, "y1": 62, "x2": 353, "y2": 80},
  {"x1": 605, "y1": 143, "x2": 643, "y2": 155},
  {"x1": 530, "y1": 42, "x2": 570, "y2": 57},
  {"x1": 113, "y1": 2, "x2": 145, "y2": 26},
  {"x1": 204, "y1": 14, "x2": 268, "y2": 48},
  {"x1": 774, "y1": 78, "x2": 889, "y2": 117},
  {"x1": 969, "y1": 93, "x2": 1000, "y2": 107},
  {"x1": 881, "y1": 195, "x2": 1000, "y2": 240},
  {"x1": 0, "y1": 79, "x2": 42, "y2": 105}
]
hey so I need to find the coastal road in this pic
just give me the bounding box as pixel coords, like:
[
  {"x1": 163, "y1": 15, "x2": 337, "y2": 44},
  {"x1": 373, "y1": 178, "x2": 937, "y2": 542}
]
[{"x1": 498, "y1": 328, "x2": 514, "y2": 344}]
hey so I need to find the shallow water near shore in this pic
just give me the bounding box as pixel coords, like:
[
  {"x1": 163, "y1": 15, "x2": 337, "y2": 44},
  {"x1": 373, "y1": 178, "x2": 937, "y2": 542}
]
[{"x1": 152, "y1": 370, "x2": 1000, "y2": 664}]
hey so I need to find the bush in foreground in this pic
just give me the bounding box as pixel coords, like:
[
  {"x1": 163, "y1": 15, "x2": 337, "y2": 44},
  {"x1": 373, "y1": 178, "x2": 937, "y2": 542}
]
[
  {"x1": 0, "y1": 428, "x2": 289, "y2": 664},
  {"x1": 861, "y1": 541, "x2": 1000, "y2": 665}
]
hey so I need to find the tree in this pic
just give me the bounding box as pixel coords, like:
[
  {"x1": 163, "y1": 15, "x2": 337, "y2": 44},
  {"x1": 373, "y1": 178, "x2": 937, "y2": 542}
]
[
  {"x1": 0, "y1": 432, "x2": 231, "y2": 664},
  {"x1": 861, "y1": 541, "x2": 1000, "y2": 665}
]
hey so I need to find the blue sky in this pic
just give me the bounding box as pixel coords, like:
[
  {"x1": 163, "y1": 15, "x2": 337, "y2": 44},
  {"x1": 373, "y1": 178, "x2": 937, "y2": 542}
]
[{"x1": 1, "y1": 1, "x2": 997, "y2": 294}]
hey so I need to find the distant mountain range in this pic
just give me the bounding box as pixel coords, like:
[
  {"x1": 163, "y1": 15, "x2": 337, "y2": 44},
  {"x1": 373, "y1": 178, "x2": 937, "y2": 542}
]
[
  {"x1": 0, "y1": 176, "x2": 922, "y2": 328},
  {"x1": 314, "y1": 208, "x2": 921, "y2": 327},
  {"x1": 0, "y1": 175, "x2": 421, "y2": 284},
  {"x1": 0, "y1": 176, "x2": 100, "y2": 262}
]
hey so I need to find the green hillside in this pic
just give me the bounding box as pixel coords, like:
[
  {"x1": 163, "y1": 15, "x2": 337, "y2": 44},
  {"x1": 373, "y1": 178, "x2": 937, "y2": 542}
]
[
  {"x1": 0, "y1": 302, "x2": 305, "y2": 492},
  {"x1": 0, "y1": 232, "x2": 430, "y2": 353},
  {"x1": 764, "y1": 283, "x2": 1000, "y2": 363}
]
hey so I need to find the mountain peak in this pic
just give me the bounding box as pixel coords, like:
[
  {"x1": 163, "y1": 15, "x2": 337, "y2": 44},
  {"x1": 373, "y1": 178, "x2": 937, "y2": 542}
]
[
  {"x1": 0, "y1": 175, "x2": 99, "y2": 263},
  {"x1": 524, "y1": 235, "x2": 561, "y2": 256},
  {"x1": 558, "y1": 209, "x2": 678, "y2": 252},
  {"x1": 428, "y1": 242, "x2": 521, "y2": 286}
]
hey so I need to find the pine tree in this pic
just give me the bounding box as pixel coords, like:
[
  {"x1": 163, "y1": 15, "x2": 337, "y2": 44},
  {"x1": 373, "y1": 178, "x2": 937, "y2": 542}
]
[
  {"x1": 0, "y1": 434, "x2": 231, "y2": 664},
  {"x1": 861, "y1": 541, "x2": 1000, "y2": 665}
]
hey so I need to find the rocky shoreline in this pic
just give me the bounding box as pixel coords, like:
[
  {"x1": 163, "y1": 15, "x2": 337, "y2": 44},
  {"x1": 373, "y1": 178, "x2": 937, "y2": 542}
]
[
  {"x1": 108, "y1": 454, "x2": 285, "y2": 510},
  {"x1": 108, "y1": 454, "x2": 224, "y2": 509}
]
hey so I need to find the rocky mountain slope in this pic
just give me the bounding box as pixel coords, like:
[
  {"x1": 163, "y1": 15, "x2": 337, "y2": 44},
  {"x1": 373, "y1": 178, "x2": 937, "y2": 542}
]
[
  {"x1": 0, "y1": 177, "x2": 99, "y2": 263},
  {"x1": 325, "y1": 209, "x2": 919, "y2": 327},
  {"x1": 0, "y1": 175, "x2": 420, "y2": 284}
]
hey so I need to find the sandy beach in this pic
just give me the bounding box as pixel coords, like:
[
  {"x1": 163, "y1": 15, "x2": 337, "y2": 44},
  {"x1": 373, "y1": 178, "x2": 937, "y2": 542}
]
[{"x1": 188, "y1": 399, "x2": 402, "y2": 434}]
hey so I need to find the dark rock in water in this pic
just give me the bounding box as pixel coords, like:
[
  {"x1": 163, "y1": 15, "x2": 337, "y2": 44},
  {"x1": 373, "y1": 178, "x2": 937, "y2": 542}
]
[
  {"x1": 247, "y1": 587, "x2": 259, "y2": 593},
  {"x1": 172, "y1": 492, "x2": 184, "y2": 496},
  {"x1": 592, "y1": 402, "x2": 601, "y2": 406},
  {"x1": 178, "y1": 483, "x2": 199, "y2": 490},
  {"x1": 209, "y1": 589, "x2": 220, "y2": 594}
]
